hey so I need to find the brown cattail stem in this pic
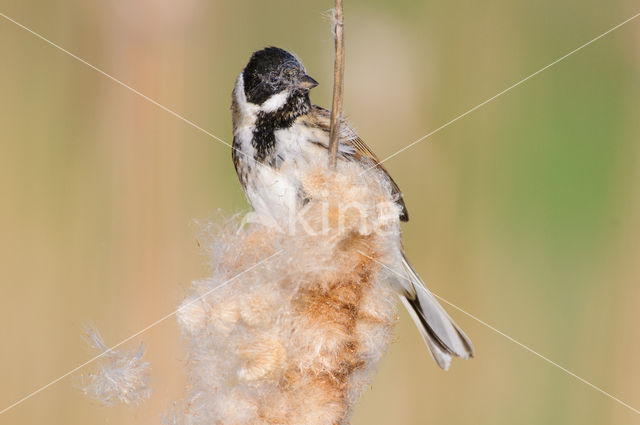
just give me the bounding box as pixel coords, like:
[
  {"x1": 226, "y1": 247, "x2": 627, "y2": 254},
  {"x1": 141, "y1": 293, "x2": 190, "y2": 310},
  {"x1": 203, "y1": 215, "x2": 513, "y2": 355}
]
[{"x1": 328, "y1": 0, "x2": 345, "y2": 169}]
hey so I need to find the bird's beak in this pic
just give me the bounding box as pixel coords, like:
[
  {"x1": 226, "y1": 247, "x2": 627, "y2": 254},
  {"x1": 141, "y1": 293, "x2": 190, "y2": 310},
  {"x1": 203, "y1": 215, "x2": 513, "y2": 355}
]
[{"x1": 299, "y1": 74, "x2": 319, "y2": 90}]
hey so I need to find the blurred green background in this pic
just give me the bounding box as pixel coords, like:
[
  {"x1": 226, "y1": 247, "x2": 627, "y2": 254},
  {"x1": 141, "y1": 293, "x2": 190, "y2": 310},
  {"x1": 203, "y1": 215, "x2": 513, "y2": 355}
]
[{"x1": 1, "y1": 0, "x2": 639, "y2": 424}]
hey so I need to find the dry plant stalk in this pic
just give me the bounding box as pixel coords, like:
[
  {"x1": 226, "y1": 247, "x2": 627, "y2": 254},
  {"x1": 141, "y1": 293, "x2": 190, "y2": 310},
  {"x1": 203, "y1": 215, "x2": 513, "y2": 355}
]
[
  {"x1": 174, "y1": 159, "x2": 404, "y2": 425},
  {"x1": 328, "y1": 0, "x2": 345, "y2": 169}
]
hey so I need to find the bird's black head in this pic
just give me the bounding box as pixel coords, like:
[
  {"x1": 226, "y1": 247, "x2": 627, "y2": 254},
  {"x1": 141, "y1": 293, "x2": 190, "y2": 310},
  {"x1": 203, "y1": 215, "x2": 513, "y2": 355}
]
[{"x1": 242, "y1": 47, "x2": 318, "y2": 107}]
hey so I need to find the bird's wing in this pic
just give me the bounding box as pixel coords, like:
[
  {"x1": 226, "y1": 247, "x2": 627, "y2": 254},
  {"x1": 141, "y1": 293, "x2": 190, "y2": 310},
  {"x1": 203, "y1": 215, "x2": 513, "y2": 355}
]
[{"x1": 301, "y1": 105, "x2": 409, "y2": 221}]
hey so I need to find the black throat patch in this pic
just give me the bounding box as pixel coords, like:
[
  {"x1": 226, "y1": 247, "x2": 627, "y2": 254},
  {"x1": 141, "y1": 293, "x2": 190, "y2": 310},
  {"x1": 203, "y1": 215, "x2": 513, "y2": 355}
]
[{"x1": 252, "y1": 92, "x2": 311, "y2": 163}]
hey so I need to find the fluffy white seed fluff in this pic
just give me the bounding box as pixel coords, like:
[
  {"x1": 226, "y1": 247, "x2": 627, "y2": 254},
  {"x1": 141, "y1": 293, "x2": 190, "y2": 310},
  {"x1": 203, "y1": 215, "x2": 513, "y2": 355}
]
[
  {"x1": 174, "y1": 160, "x2": 404, "y2": 425},
  {"x1": 80, "y1": 327, "x2": 152, "y2": 406}
]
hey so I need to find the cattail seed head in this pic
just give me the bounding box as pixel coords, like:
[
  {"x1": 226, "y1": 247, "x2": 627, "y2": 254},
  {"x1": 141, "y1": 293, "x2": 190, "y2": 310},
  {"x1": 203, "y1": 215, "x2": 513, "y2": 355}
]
[{"x1": 175, "y1": 161, "x2": 403, "y2": 425}]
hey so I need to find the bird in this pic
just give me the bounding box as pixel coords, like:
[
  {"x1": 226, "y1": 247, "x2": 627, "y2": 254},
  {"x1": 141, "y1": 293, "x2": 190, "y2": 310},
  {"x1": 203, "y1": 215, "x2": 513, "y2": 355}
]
[{"x1": 230, "y1": 46, "x2": 474, "y2": 370}]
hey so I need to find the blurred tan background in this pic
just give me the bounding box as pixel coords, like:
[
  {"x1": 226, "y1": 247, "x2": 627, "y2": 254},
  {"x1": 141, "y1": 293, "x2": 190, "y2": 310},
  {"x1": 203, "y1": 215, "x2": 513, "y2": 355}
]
[{"x1": 1, "y1": 0, "x2": 639, "y2": 424}]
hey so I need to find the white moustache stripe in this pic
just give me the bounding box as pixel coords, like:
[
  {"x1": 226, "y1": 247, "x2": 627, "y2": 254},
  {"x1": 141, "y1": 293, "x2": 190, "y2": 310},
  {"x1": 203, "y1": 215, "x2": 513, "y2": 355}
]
[{"x1": 261, "y1": 91, "x2": 289, "y2": 112}]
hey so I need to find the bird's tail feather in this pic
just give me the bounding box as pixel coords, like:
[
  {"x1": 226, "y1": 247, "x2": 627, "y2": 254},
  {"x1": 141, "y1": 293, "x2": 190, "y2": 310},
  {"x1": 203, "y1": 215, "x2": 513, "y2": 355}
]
[{"x1": 399, "y1": 254, "x2": 474, "y2": 370}]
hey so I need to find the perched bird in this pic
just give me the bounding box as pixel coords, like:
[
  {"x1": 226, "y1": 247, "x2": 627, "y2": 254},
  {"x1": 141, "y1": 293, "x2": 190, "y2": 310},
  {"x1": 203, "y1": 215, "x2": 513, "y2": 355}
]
[{"x1": 231, "y1": 46, "x2": 474, "y2": 370}]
